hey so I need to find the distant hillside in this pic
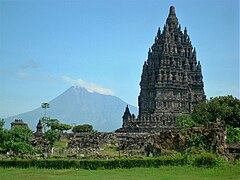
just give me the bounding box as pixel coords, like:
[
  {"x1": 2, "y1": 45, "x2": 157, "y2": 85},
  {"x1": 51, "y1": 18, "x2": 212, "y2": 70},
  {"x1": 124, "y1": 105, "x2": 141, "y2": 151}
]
[{"x1": 5, "y1": 86, "x2": 138, "y2": 132}]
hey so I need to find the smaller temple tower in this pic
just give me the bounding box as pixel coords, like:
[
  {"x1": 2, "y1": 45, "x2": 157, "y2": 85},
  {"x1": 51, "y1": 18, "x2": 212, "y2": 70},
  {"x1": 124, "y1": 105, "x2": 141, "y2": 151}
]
[
  {"x1": 120, "y1": 105, "x2": 138, "y2": 132},
  {"x1": 36, "y1": 120, "x2": 43, "y2": 133},
  {"x1": 11, "y1": 119, "x2": 28, "y2": 129}
]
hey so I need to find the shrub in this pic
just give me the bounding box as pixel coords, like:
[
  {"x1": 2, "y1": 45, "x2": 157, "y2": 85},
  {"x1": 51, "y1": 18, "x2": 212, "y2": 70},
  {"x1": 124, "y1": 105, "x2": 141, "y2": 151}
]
[
  {"x1": 0, "y1": 156, "x2": 187, "y2": 169},
  {"x1": 176, "y1": 114, "x2": 196, "y2": 129},
  {"x1": 72, "y1": 124, "x2": 94, "y2": 133},
  {"x1": 187, "y1": 133, "x2": 206, "y2": 149},
  {"x1": 226, "y1": 126, "x2": 240, "y2": 143},
  {"x1": 192, "y1": 153, "x2": 222, "y2": 168},
  {"x1": 0, "y1": 154, "x2": 225, "y2": 169}
]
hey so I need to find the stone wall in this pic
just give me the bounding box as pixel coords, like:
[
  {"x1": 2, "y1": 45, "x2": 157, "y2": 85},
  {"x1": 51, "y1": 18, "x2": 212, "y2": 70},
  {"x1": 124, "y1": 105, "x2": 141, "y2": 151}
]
[
  {"x1": 66, "y1": 120, "x2": 227, "y2": 157},
  {"x1": 153, "y1": 120, "x2": 227, "y2": 156}
]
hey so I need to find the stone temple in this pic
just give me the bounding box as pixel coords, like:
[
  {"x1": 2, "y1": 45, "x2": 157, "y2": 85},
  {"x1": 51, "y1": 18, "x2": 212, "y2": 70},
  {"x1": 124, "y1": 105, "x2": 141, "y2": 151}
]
[{"x1": 117, "y1": 6, "x2": 206, "y2": 133}]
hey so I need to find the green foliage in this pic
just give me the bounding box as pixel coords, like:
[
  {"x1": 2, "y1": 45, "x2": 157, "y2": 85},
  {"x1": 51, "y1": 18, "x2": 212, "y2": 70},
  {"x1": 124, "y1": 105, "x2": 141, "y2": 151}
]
[
  {"x1": 0, "y1": 156, "x2": 187, "y2": 169},
  {"x1": 176, "y1": 114, "x2": 196, "y2": 129},
  {"x1": 72, "y1": 124, "x2": 94, "y2": 133},
  {"x1": 0, "y1": 153, "x2": 224, "y2": 169},
  {"x1": 0, "y1": 129, "x2": 9, "y2": 144},
  {"x1": 191, "y1": 101, "x2": 210, "y2": 124},
  {"x1": 44, "y1": 130, "x2": 60, "y2": 147},
  {"x1": 226, "y1": 126, "x2": 240, "y2": 143},
  {"x1": 0, "y1": 125, "x2": 42, "y2": 155},
  {"x1": 0, "y1": 118, "x2": 5, "y2": 129},
  {"x1": 41, "y1": 103, "x2": 50, "y2": 109},
  {"x1": 0, "y1": 126, "x2": 36, "y2": 154},
  {"x1": 187, "y1": 133, "x2": 206, "y2": 149},
  {"x1": 2, "y1": 141, "x2": 33, "y2": 154},
  {"x1": 0, "y1": 119, "x2": 7, "y2": 144},
  {"x1": 42, "y1": 118, "x2": 59, "y2": 129},
  {"x1": 192, "y1": 153, "x2": 222, "y2": 168},
  {"x1": 51, "y1": 123, "x2": 72, "y2": 133},
  {"x1": 9, "y1": 126, "x2": 32, "y2": 143},
  {"x1": 47, "y1": 119, "x2": 59, "y2": 128},
  {"x1": 0, "y1": 119, "x2": 10, "y2": 144},
  {"x1": 191, "y1": 95, "x2": 240, "y2": 127}
]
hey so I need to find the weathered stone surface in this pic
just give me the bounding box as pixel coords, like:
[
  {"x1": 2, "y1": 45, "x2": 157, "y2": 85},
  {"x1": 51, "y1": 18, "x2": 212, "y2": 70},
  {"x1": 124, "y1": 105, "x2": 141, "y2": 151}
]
[
  {"x1": 36, "y1": 120, "x2": 43, "y2": 133},
  {"x1": 117, "y1": 6, "x2": 206, "y2": 133},
  {"x1": 66, "y1": 121, "x2": 227, "y2": 158},
  {"x1": 11, "y1": 119, "x2": 29, "y2": 129}
]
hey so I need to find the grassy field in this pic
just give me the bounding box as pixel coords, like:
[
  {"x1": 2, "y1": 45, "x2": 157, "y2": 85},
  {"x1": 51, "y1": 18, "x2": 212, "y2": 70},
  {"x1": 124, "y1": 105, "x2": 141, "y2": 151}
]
[{"x1": 0, "y1": 164, "x2": 240, "y2": 180}]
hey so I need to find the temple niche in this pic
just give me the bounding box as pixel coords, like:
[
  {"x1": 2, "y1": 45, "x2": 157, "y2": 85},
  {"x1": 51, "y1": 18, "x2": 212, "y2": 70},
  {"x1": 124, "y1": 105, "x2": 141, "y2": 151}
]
[{"x1": 117, "y1": 6, "x2": 206, "y2": 133}]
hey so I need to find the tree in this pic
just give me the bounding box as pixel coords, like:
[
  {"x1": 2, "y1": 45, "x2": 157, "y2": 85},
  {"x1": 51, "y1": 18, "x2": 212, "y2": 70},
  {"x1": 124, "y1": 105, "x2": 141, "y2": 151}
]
[
  {"x1": 41, "y1": 103, "x2": 50, "y2": 133},
  {"x1": 0, "y1": 119, "x2": 10, "y2": 144},
  {"x1": 44, "y1": 130, "x2": 60, "y2": 148},
  {"x1": 176, "y1": 114, "x2": 196, "y2": 129},
  {"x1": 9, "y1": 126, "x2": 32, "y2": 143},
  {"x1": 72, "y1": 124, "x2": 94, "y2": 133},
  {"x1": 2, "y1": 141, "x2": 33, "y2": 155},
  {"x1": 191, "y1": 101, "x2": 210, "y2": 125},
  {"x1": 226, "y1": 126, "x2": 240, "y2": 143},
  {"x1": 51, "y1": 123, "x2": 72, "y2": 133},
  {"x1": 0, "y1": 126, "x2": 37, "y2": 155},
  {"x1": 41, "y1": 103, "x2": 50, "y2": 117},
  {"x1": 0, "y1": 118, "x2": 4, "y2": 129},
  {"x1": 191, "y1": 95, "x2": 240, "y2": 127},
  {"x1": 44, "y1": 119, "x2": 59, "y2": 129}
]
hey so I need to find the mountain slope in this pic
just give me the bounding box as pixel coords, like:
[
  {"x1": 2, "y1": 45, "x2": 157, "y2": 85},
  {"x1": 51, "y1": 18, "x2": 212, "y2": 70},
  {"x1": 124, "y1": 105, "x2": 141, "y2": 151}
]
[{"x1": 5, "y1": 86, "x2": 138, "y2": 132}]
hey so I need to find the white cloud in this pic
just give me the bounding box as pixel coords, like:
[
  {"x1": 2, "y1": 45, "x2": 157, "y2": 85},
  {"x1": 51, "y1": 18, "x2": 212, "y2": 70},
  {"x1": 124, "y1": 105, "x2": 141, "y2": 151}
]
[{"x1": 62, "y1": 76, "x2": 115, "y2": 96}]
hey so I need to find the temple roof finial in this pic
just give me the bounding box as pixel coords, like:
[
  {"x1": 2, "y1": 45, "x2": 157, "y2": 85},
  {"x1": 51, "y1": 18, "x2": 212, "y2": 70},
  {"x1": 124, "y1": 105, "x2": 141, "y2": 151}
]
[
  {"x1": 169, "y1": 6, "x2": 176, "y2": 15},
  {"x1": 122, "y1": 105, "x2": 131, "y2": 119},
  {"x1": 184, "y1": 27, "x2": 187, "y2": 34},
  {"x1": 193, "y1": 47, "x2": 196, "y2": 55},
  {"x1": 166, "y1": 6, "x2": 178, "y2": 28},
  {"x1": 157, "y1": 27, "x2": 161, "y2": 36}
]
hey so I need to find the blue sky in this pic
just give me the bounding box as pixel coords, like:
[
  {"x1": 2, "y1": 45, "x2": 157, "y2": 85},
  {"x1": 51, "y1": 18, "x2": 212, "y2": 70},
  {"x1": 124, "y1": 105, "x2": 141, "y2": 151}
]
[{"x1": 0, "y1": 0, "x2": 239, "y2": 118}]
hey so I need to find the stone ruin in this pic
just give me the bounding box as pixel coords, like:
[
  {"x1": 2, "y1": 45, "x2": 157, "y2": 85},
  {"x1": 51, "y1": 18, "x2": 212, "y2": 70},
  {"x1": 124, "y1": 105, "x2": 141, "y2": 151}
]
[
  {"x1": 36, "y1": 120, "x2": 43, "y2": 133},
  {"x1": 11, "y1": 119, "x2": 29, "y2": 129},
  {"x1": 66, "y1": 120, "x2": 227, "y2": 158}
]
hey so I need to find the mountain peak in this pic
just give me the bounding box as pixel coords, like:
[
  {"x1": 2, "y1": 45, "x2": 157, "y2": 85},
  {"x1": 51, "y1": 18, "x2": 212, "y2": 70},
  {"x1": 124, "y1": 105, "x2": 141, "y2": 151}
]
[{"x1": 5, "y1": 86, "x2": 138, "y2": 132}]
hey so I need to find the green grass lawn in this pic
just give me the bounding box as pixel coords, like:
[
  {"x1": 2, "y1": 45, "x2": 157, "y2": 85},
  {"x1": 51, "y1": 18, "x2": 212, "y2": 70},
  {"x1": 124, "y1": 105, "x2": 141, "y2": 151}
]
[{"x1": 0, "y1": 164, "x2": 240, "y2": 180}]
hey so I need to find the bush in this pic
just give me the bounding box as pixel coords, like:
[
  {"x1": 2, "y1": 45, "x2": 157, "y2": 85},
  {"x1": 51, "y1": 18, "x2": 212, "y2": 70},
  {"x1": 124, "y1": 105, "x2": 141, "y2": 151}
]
[
  {"x1": 0, "y1": 156, "x2": 187, "y2": 170},
  {"x1": 187, "y1": 133, "x2": 206, "y2": 149},
  {"x1": 226, "y1": 126, "x2": 240, "y2": 143},
  {"x1": 0, "y1": 154, "x2": 224, "y2": 169},
  {"x1": 192, "y1": 153, "x2": 222, "y2": 168},
  {"x1": 176, "y1": 114, "x2": 196, "y2": 129},
  {"x1": 72, "y1": 124, "x2": 94, "y2": 133}
]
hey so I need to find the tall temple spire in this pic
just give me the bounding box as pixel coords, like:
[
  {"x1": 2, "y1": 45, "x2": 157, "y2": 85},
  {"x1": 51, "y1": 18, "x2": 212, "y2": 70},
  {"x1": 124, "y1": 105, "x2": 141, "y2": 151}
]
[
  {"x1": 166, "y1": 6, "x2": 178, "y2": 29},
  {"x1": 118, "y1": 6, "x2": 206, "y2": 133}
]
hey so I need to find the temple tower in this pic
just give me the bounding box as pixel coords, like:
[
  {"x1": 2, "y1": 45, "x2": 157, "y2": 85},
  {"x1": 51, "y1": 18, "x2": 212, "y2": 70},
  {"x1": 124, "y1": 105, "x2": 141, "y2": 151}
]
[
  {"x1": 118, "y1": 6, "x2": 206, "y2": 133},
  {"x1": 36, "y1": 120, "x2": 43, "y2": 133}
]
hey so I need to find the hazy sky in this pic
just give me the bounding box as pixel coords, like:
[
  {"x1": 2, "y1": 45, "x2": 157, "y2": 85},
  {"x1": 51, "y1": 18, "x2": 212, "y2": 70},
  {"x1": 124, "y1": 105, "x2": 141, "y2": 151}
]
[{"x1": 0, "y1": 0, "x2": 239, "y2": 118}]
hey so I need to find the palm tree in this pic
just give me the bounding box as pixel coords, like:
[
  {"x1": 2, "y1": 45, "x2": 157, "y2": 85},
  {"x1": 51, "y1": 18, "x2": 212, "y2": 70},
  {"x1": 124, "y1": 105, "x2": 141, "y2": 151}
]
[
  {"x1": 41, "y1": 103, "x2": 50, "y2": 117},
  {"x1": 41, "y1": 103, "x2": 50, "y2": 133}
]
